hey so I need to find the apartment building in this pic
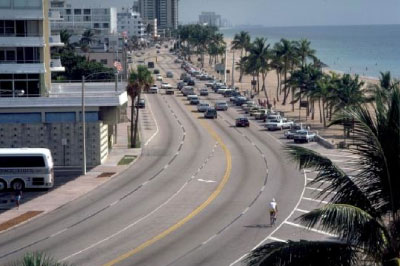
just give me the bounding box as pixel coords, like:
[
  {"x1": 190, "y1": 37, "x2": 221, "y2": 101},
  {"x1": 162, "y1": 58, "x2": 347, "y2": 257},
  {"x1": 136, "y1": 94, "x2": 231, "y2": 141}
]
[
  {"x1": 0, "y1": 0, "x2": 64, "y2": 97},
  {"x1": 117, "y1": 10, "x2": 145, "y2": 38},
  {"x1": 49, "y1": 0, "x2": 117, "y2": 36},
  {"x1": 199, "y1": 11, "x2": 222, "y2": 27},
  {"x1": 138, "y1": 0, "x2": 178, "y2": 31}
]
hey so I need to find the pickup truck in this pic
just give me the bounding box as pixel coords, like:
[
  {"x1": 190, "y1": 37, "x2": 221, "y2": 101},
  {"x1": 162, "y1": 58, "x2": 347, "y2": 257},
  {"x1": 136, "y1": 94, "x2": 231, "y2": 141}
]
[
  {"x1": 253, "y1": 109, "x2": 269, "y2": 120},
  {"x1": 265, "y1": 119, "x2": 294, "y2": 131},
  {"x1": 293, "y1": 130, "x2": 316, "y2": 143}
]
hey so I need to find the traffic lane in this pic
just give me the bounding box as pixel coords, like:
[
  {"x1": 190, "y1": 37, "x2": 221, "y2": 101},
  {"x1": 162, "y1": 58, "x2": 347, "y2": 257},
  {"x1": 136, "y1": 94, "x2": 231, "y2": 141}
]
[
  {"x1": 126, "y1": 107, "x2": 269, "y2": 266},
  {"x1": 52, "y1": 93, "x2": 220, "y2": 265},
  {"x1": 0, "y1": 92, "x2": 186, "y2": 264}
]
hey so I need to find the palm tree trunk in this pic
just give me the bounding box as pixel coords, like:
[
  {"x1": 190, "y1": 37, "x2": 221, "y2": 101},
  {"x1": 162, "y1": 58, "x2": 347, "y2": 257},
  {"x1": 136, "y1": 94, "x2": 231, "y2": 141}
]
[
  {"x1": 132, "y1": 90, "x2": 141, "y2": 148},
  {"x1": 257, "y1": 73, "x2": 260, "y2": 94},
  {"x1": 276, "y1": 71, "x2": 280, "y2": 102},
  {"x1": 311, "y1": 100, "x2": 315, "y2": 120},
  {"x1": 318, "y1": 99, "x2": 322, "y2": 123},
  {"x1": 322, "y1": 100, "x2": 326, "y2": 127},
  {"x1": 291, "y1": 87, "x2": 295, "y2": 112},
  {"x1": 282, "y1": 65, "x2": 288, "y2": 105},
  {"x1": 262, "y1": 72, "x2": 269, "y2": 102}
]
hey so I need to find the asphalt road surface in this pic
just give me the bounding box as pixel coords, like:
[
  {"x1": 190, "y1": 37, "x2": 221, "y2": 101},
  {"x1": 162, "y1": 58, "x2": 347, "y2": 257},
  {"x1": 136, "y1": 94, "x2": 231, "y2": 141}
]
[{"x1": 0, "y1": 47, "x2": 340, "y2": 266}]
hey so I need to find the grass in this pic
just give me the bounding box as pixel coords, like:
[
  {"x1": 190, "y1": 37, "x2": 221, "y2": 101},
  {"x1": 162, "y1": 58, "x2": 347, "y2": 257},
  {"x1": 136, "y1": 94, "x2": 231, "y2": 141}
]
[{"x1": 118, "y1": 155, "x2": 137, "y2": 165}]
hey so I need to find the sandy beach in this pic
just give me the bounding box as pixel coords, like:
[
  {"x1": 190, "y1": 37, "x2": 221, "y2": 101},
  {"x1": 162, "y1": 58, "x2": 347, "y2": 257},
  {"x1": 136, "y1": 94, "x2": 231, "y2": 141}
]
[{"x1": 190, "y1": 37, "x2": 379, "y2": 146}]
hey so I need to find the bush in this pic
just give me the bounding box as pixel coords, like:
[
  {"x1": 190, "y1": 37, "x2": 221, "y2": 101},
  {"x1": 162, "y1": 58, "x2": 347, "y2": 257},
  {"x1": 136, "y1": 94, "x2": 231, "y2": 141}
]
[{"x1": 8, "y1": 251, "x2": 73, "y2": 266}]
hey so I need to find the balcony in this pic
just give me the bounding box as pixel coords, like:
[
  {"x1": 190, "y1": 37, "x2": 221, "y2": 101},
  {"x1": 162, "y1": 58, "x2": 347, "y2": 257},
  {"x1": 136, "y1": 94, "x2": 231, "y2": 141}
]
[
  {"x1": 0, "y1": 9, "x2": 43, "y2": 20},
  {"x1": 48, "y1": 10, "x2": 62, "y2": 21},
  {"x1": 50, "y1": 58, "x2": 65, "y2": 72},
  {"x1": 0, "y1": 63, "x2": 45, "y2": 74},
  {"x1": 49, "y1": 35, "x2": 64, "y2": 47},
  {"x1": 0, "y1": 36, "x2": 44, "y2": 47}
]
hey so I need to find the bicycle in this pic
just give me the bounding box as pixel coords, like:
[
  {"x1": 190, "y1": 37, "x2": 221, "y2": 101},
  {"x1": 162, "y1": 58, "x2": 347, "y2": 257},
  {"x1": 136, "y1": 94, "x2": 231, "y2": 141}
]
[{"x1": 270, "y1": 210, "x2": 277, "y2": 226}]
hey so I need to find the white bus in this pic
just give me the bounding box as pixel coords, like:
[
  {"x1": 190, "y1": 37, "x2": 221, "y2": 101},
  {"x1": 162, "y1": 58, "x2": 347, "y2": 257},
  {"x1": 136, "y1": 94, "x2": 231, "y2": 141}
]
[{"x1": 0, "y1": 148, "x2": 54, "y2": 191}]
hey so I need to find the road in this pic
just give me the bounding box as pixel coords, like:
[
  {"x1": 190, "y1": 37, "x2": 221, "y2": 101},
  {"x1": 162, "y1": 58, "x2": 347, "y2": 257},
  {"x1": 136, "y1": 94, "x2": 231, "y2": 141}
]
[{"x1": 0, "y1": 47, "x2": 346, "y2": 265}]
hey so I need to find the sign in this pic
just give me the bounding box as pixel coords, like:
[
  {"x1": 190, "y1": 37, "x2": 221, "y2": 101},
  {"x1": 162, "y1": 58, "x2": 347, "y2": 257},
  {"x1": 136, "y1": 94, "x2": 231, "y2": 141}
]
[{"x1": 114, "y1": 61, "x2": 123, "y2": 72}]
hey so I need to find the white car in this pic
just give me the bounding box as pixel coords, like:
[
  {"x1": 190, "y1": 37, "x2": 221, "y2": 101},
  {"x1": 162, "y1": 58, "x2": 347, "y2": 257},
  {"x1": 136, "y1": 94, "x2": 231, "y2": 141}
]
[
  {"x1": 197, "y1": 102, "x2": 210, "y2": 112},
  {"x1": 215, "y1": 101, "x2": 228, "y2": 111},
  {"x1": 149, "y1": 85, "x2": 158, "y2": 94},
  {"x1": 265, "y1": 119, "x2": 294, "y2": 131},
  {"x1": 161, "y1": 82, "x2": 172, "y2": 89},
  {"x1": 156, "y1": 74, "x2": 163, "y2": 81}
]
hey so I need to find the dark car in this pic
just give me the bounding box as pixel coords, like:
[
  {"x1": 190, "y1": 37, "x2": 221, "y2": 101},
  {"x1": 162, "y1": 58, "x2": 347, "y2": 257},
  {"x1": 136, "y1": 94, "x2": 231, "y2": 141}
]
[
  {"x1": 136, "y1": 98, "x2": 145, "y2": 109},
  {"x1": 235, "y1": 117, "x2": 250, "y2": 127},
  {"x1": 200, "y1": 88, "x2": 209, "y2": 96},
  {"x1": 187, "y1": 79, "x2": 195, "y2": 86},
  {"x1": 235, "y1": 96, "x2": 248, "y2": 106},
  {"x1": 153, "y1": 69, "x2": 160, "y2": 74},
  {"x1": 204, "y1": 108, "x2": 217, "y2": 119},
  {"x1": 147, "y1": 61, "x2": 155, "y2": 68}
]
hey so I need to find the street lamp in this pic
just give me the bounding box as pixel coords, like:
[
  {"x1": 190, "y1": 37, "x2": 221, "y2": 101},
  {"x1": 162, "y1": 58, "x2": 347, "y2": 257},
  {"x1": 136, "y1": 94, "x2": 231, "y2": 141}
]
[{"x1": 81, "y1": 71, "x2": 118, "y2": 175}]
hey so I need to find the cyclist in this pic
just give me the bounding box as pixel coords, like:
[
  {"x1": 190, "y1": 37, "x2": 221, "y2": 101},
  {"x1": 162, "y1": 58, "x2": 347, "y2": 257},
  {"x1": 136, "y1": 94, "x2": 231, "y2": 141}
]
[{"x1": 269, "y1": 198, "x2": 278, "y2": 226}]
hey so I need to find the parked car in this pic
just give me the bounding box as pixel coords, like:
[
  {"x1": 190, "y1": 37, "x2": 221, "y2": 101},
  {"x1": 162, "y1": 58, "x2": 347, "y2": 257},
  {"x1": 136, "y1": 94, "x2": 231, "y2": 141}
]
[
  {"x1": 147, "y1": 62, "x2": 155, "y2": 68},
  {"x1": 166, "y1": 71, "x2": 174, "y2": 78},
  {"x1": 234, "y1": 96, "x2": 248, "y2": 106},
  {"x1": 293, "y1": 130, "x2": 316, "y2": 143},
  {"x1": 265, "y1": 119, "x2": 294, "y2": 131},
  {"x1": 187, "y1": 79, "x2": 195, "y2": 86},
  {"x1": 284, "y1": 124, "x2": 306, "y2": 139},
  {"x1": 156, "y1": 74, "x2": 163, "y2": 81},
  {"x1": 204, "y1": 108, "x2": 217, "y2": 119},
  {"x1": 136, "y1": 98, "x2": 145, "y2": 108},
  {"x1": 253, "y1": 109, "x2": 269, "y2": 120},
  {"x1": 248, "y1": 106, "x2": 262, "y2": 116},
  {"x1": 197, "y1": 102, "x2": 210, "y2": 112},
  {"x1": 153, "y1": 69, "x2": 160, "y2": 74},
  {"x1": 149, "y1": 85, "x2": 158, "y2": 94},
  {"x1": 215, "y1": 101, "x2": 228, "y2": 111},
  {"x1": 235, "y1": 117, "x2": 250, "y2": 127},
  {"x1": 200, "y1": 88, "x2": 209, "y2": 96}
]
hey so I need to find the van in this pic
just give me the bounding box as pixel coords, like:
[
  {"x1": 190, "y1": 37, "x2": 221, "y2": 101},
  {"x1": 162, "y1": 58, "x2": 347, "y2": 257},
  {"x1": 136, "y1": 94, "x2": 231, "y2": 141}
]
[{"x1": 148, "y1": 62, "x2": 155, "y2": 68}]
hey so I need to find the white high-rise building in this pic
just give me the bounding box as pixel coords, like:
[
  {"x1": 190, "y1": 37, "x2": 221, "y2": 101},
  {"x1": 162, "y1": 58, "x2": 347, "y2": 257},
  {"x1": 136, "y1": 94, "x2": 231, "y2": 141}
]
[
  {"x1": 0, "y1": 0, "x2": 64, "y2": 97},
  {"x1": 199, "y1": 11, "x2": 221, "y2": 27},
  {"x1": 117, "y1": 10, "x2": 145, "y2": 38}
]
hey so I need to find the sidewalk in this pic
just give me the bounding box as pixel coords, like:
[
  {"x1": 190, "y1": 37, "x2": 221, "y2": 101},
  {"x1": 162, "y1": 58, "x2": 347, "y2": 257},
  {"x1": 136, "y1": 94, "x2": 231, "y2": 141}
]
[{"x1": 0, "y1": 120, "x2": 141, "y2": 231}]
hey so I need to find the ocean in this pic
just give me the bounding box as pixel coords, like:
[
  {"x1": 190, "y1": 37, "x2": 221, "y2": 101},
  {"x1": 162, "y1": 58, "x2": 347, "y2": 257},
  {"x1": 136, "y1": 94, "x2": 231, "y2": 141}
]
[{"x1": 221, "y1": 25, "x2": 400, "y2": 79}]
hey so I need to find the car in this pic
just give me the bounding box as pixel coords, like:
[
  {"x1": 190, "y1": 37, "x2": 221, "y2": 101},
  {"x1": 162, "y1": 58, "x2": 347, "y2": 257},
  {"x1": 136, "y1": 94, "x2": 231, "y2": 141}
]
[
  {"x1": 234, "y1": 96, "x2": 248, "y2": 106},
  {"x1": 187, "y1": 79, "x2": 195, "y2": 86},
  {"x1": 293, "y1": 130, "x2": 316, "y2": 143},
  {"x1": 215, "y1": 101, "x2": 228, "y2": 111},
  {"x1": 253, "y1": 109, "x2": 269, "y2": 120},
  {"x1": 235, "y1": 117, "x2": 250, "y2": 127},
  {"x1": 147, "y1": 62, "x2": 155, "y2": 68},
  {"x1": 149, "y1": 85, "x2": 158, "y2": 94},
  {"x1": 199, "y1": 88, "x2": 209, "y2": 96},
  {"x1": 174, "y1": 59, "x2": 182, "y2": 64},
  {"x1": 217, "y1": 88, "x2": 228, "y2": 95},
  {"x1": 177, "y1": 81, "x2": 186, "y2": 90},
  {"x1": 166, "y1": 71, "x2": 174, "y2": 78},
  {"x1": 187, "y1": 94, "x2": 198, "y2": 101},
  {"x1": 180, "y1": 73, "x2": 188, "y2": 80},
  {"x1": 181, "y1": 86, "x2": 195, "y2": 96},
  {"x1": 223, "y1": 89, "x2": 234, "y2": 97},
  {"x1": 197, "y1": 102, "x2": 210, "y2": 112},
  {"x1": 265, "y1": 119, "x2": 294, "y2": 131},
  {"x1": 136, "y1": 98, "x2": 145, "y2": 108},
  {"x1": 165, "y1": 88, "x2": 174, "y2": 95},
  {"x1": 204, "y1": 108, "x2": 217, "y2": 119},
  {"x1": 189, "y1": 95, "x2": 200, "y2": 105},
  {"x1": 249, "y1": 106, "x2": 262, "y2": 116},
  {"x1": 153, "y1": 69, "x2": 160, "y2": 74},
  {"x1": 156, "y1": 74, "x2": 163, "y2": 81},
  {"x1": 161, "y1": 82, "x2": 172, "y2": 89}
]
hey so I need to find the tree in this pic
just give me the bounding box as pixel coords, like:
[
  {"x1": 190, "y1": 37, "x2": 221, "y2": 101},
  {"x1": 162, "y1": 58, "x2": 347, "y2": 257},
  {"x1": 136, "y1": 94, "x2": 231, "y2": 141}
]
[
  {"x1": 8, "y1": 251, "x2": 72, "y2": 266},
  {"x1": 368, "y1": 71, "x2": 399, "y2": 103},
  {"x1": 246, "y1": 88, "x2": 400, "y2": 266},
  {"x1": 231, "y1": 31, "x2": 251, "y2": 82},
  {"x1": 126, "y1": 65, "x2": 153, "y2": 148},
  {"x1": 294, "y1": 39, "x2": 316, "y2": 67},
  {"x1": 79, "y1": 29, "x2": 95, "y2": 61}
]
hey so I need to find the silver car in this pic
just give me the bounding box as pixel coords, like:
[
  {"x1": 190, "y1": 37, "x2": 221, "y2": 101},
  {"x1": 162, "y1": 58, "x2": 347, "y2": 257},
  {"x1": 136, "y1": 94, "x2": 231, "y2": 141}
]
[{"x1": 197, "y1": 102, "x2": 210, "y2": 112}]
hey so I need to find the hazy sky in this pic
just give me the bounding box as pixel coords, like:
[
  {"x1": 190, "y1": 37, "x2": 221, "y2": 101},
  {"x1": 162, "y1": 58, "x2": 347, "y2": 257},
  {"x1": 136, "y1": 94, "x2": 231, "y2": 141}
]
[{"x1": 69, "y1": 0, "x2": 400, "y2": 27}]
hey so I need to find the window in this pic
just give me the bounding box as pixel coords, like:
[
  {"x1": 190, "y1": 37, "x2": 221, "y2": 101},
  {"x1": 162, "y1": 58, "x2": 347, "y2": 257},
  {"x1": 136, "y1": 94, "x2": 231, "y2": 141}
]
[
  {"x1": 100, "y1": 59, "x2": 107, "y2": 65},
  {"x1": 14, "y1": 0, "x2": 41, "y2": 8},
  {"x1": 0, "y1": 0, "x2": 11, "y2": 8},
  {"x1": 74, "y1": 9, "x2": 81, "y2": 15},
  {"x1": 103, "y1": 23, "x2": 109, "y2": 28},
  {"x1": 94, "y1": 23, "x2": 99, "y2": 28},
  {"x1": 0, "y1": 156, "x2": 45, "y2": 168},
  {"x1": 83, "y1": 9, "x2": 91, "y2": 14},
  {"x1": 84, "y1": 16, "x2": 91, "y2": 22},
  {"x1": 65, "y1": 9, "x2": 71, "y2": 15}
]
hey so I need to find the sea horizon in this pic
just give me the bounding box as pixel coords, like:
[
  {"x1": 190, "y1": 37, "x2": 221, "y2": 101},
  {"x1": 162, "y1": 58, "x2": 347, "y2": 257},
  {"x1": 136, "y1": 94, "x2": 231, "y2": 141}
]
[{"x1": 220, "y1": 24, "x2": 400, "y2": 79}]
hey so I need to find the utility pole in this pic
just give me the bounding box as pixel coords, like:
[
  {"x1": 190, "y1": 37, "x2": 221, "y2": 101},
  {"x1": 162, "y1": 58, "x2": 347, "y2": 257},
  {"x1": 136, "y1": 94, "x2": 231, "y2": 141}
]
[
  {"x1": 231, "y1": 51, "x2": 235, "y2": 88},
  {"x1": 81, "y1": 76, "x2": 86, "y2": 175},
  {"x1": 224, "y1": 47, "x2": 228, "y2": 84}
]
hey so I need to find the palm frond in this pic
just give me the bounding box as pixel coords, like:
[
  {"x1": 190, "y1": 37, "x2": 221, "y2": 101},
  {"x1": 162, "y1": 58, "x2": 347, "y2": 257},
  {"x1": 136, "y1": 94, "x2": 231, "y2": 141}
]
[
  {"x1": 285, "y1": 145, "x2": 377, "y2": 216},
  {"x1": 244, "y1": 240, "x2": 356, "y2": 266},
  {"x1": 298, "y1": 204, "x2": 389, "y2": 257}
]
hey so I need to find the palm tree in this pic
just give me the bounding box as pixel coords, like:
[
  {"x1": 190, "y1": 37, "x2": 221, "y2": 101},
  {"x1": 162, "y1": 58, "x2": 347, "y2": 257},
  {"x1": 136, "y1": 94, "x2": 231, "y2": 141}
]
[
  {"x1": 231, "y1": 31, "x2": 251, "y2": 82},
  {"x1": 127, "y1": 65, "x2": 153, "y2": 148},
  {"x1": 368, "y1": 71, "x2": 399, "y2": 103},
  {"x1": 295, "y1": 39, "x2": 316, "y2": 67},
  {"x1": 60, "y1": 29, "x2": 72, "y2": 50},
  {"x1": 246, "y1": 88, "x2": 400, "y2": 266},
  {"x1": 9, "y1": 251, "x2": 72, "y2": 266},
  {"x1": 79, "y1": 29, "x2": 95, "y2": 61},
  {"x1": 270, "y1": 47, "x2": 284, "y2": 102}
]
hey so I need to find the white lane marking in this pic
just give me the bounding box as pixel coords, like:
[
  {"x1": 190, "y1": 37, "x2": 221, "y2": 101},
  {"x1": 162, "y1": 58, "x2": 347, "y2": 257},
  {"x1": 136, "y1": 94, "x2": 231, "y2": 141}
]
[
  {"x1": 268, "y1": 236, "x2": 287, "y2": 242},
  {"x1": 229, "y1": 170, "x2": 308, "y2": 266},
  {"x1": 203, "y1": 234, "x2": 217, "y2": 245},
  {"x1": 164, "y1": 165, "x2": 169, "y2": 170},
  {"x1": 51, "y1": 228, "x2": 67, "y2": 237},
  {"x1": 109, "y1": 200, "x2": 119, "y2": 207},
  {"x1": 284, "y1": 221, "x2": 337, "y2": 237},
  {"x1": 242, "y1": 207, "x2": 250, "y2": 215},
  {"x1": 144, "y1": 94, "x2": 160, "y2": 146},
  {"x1": 306, "y1": 187, "x2": 337, "y2": 194},
  {"x1": 302, "y1": 197, "x2": 329, "y2": 204},
  {"x1": 60, "y1": 178, "x2": 191, "y2": 262},
  {"x1": 295, "y1": 208, "x2": 309, "y2": 213},
  {"x1": 197, "y1": 179, "x2": 216, "y2": 183}
]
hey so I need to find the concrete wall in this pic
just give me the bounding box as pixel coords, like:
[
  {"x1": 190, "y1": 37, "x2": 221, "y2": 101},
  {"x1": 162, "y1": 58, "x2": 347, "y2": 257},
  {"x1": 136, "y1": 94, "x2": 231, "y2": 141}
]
[{"x1": 0, "y1": 121, "x2": 108, "y2": 167}]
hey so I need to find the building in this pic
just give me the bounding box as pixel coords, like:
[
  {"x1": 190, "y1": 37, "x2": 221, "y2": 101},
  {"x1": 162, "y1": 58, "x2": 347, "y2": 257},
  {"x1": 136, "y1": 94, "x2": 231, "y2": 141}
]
[
  {"x1": 0, "y1": 0, "x2": 64, "y2": 98},
  {"x1": 49, "y1": 0, "x2": 117, "y2": 36},
  {"x1": 117, "y1": 9, "x2": 145, "y2": 38},
  {"x1": 138, "y1": 0, "x2": 178, "y2": 32},
  {"x1": 198, "y1": 11, "x2": 221, "y2": 27}
]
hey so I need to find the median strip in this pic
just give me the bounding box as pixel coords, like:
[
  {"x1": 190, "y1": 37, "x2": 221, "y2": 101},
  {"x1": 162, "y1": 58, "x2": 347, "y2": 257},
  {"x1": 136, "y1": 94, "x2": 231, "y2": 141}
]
[{"x1": 0, "y1": 211, "x2": 43, "y2": 232}]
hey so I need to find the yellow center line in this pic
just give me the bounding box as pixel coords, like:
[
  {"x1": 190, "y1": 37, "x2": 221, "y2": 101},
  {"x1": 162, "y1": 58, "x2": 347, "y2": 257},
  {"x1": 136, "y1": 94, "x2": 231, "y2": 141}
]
[{"x1": 104, "y1": 101, "x2": 232, "y2": 266}]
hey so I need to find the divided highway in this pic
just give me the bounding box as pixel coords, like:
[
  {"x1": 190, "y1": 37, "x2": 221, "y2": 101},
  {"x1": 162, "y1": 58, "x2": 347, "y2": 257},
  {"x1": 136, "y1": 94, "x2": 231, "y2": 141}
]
[{"x1": 0, "y1": 48, "x2": 310, "y2": 266}]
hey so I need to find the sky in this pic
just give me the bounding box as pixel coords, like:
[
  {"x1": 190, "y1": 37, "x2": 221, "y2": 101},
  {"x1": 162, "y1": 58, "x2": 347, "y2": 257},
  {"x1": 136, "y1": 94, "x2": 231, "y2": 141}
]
[{"x1": 68, "y1": 0, "x2": 400, "y2": 27}]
